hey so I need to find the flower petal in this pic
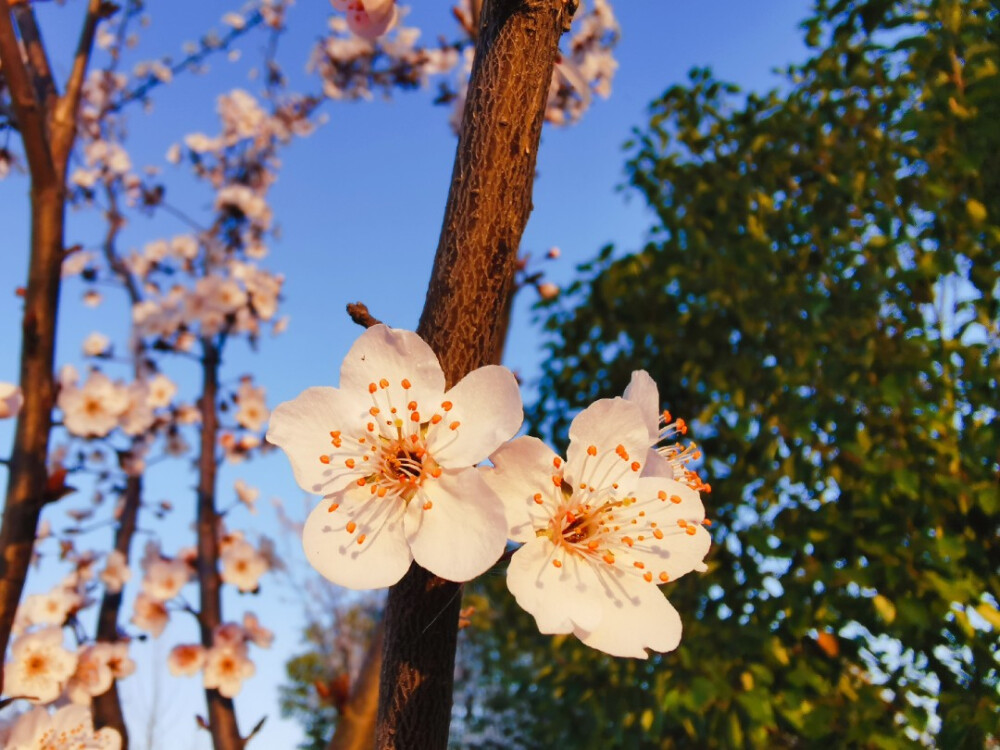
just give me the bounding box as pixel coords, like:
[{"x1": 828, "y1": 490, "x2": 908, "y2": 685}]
[
  {"x1": 627, "y1": 477, "x2": 711, "y2": 581},
  {"x1": 404, "y1": 469, "x2": 507, "y2": 582},
  {"x1": 641, "y1": 447, "x2": 675, "y2": 479},
  {"x1": 266, "y1": 386, "x2": 366, "y2": 495},
  {"x1": 565, "y1": 398, "x2": 649, "y2": 492},
  {"x1": 507, "y1": 539, "x2": 605, "y2": 634},
  {"x1": 622, "y1": 370, "x2": 660, "y2": 441},
  {"x1": 339, "y1": 325, "x2": 445, "y2": 417},
  {"x1": 484, "y1": 436, "x2": 561, "y2": 542},
  {"x1": 575, "y1": 573, "x2": 683, "y2": 658},
  {"x1": 302, "y1": 487, "x2": 411, "y2": 590},
  {"x1": 426, "y1": 365, "x2": 523, "y2": 468}
]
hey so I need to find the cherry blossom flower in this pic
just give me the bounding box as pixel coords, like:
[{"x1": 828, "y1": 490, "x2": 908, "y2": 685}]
[
  {"x1": 3, "y1": 627, "x2": 78, "y2": 703},
  {"x1": 234, "y1": 479, "x2": 259, "y2": 513},
  {"x1": 167, "y1": 644, "x2": 206, "y2": 676},
  {"x1": 242, "y1": 612, "x2": 274, "y2": 649},
  {"x1": 333, "y1": 0, "x2": 397, "y2": 40},
  {"x1": 220, "y1": 538, "x2": 269, "y2": 592},
  {"x1": 1, "y1": 382, "x2": 24, "y2": 419},
  {"x1": 267, "y1": 324, "x2": 522, "y2": 589},
  {"x1": 130, "y1": 593, "x2": 169, "y2": 637},
  {"x1": 82, "y1": 332, "x2": 111, "y2": 357},
  {"x1": 202, "y1": 643, "x2": 255, "y2": 698},
  {"x1": 485, "y1": 397, "x2": 711, "y2": 658},
  {"x1": 234, "y1": 380, "x2": 269, "y2": 432},
  {"x1": 16, "y1": 586, "x2": 83, "y2": 631},
  {"x1": 146, "y1": 374, "x2": 178, "y2": 408},
  {"x1": 100, "y1": 550, "x2": 132, "y2": 594},
  {"x1": 58, "y1": 371, "x2": 129, "y2": 438},
  {"x1": 2, "y1": 704, "x2": 121, "y2": 750},
  {"x1": 66, "y1": 644, "x2": 115, "y2": 705},
  {"x1": 141, "y1": 556, "x2": 191, "y2": 601}
]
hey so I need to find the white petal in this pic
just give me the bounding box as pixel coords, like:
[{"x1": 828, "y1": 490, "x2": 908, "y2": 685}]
[
  {"x1": 576, "y1": 573, "x2": 683, "y2": 658},
  {"x1": 506, "y1": 539, "x2": 604, "y2": 635},
  {"x1": 346, "y1": 4, "x2": 397, "y2": 39},
  {"x1": 302, "y1": 487, "x2": 411, "y2": 590},
  {"x1": 627, "y1": 478, "x2": 711, "y2": 582},
  {"x1": 266, "y1": 386, "x2": 366, "y2": 495},
  {"x1": 484, "y1": 436, "x2": 561, "y2": 542},
  {"x1": 426, "y1": 365, "x2": 523, "y2": 468},
  {"x1": 339, "y1": 325, "x2": 444, "y2": 416},
  {"x1": 404, "y1": 469, "x2": 507, "y2": 582},
  {"x1": 641, "y1": 447, "x2": 675, "y2": 479},
  {"x1": 362, "y1": 0, "x2": 395, "y2": 23},
  {"x1": 565, "y1": 398, "x2": 649, "y2": 491},
  {"x1": 622, "y1": 370, "x2": 660, "y2": 440}
]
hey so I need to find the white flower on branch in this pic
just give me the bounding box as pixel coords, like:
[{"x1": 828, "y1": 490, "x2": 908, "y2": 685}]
[
  {"x1": 3, "y1": 627, "x2": 78, "y2": 704},
  {"x1": 485, "y1": 393, "x2": 711, "y2": 659},
  {"x1": 267, "y1": 324, "x2": 522, "y2": 589},
  {"x1": 1, "y1": 704, "x2": 121, "y2": 750},
  {"x1": 0, "y1": 381, "x2": 23, "y2": 419}
]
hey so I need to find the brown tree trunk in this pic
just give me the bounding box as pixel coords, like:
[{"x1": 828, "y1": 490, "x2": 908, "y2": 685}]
[
  {"x1": 0, "y1": 184, "x2": 66, "y2": 685},
  {"x1": 91, "y1": 473, "x2": 141, "y2": 748},
  {"x1": 196, "y1": 340, "x2": 244, "y2": 750},
  {"x1": 0, "y1": 0, "x2": 103, "y2": 688},
  {"x1": 375, "y1": 1, "x2": 574, "y2": 748}
]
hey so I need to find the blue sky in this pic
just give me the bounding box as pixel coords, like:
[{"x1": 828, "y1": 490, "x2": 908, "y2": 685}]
[{"x1": 0, "y1": 1, "x2": 813, "y2": 746}]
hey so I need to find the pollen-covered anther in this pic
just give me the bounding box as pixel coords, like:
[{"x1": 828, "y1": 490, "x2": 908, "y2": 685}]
[
  {"x1": 630, "y1": 461, "x2": 641, "y2": 472},
  {"x1": 553, "y1": 457, "x2": 562, "y2": 469},
  {"x1": 367, "y1": 422, "x2": 375, "y2": 432},
  {"x1": 615, "y1": 444, "x2": 629, "y2": 460},
  {"x1": 357, "y1": 534, "x2": 366, "y2": 544},
  {"x1": 633, "y1": 561, "x2": 645, "y2": 569},
  {"x1": 345, "y1": 459, "x2": 355, "y2": 469},
  {"x1": 423, "y1": 501, "x2": 432, "y2": 510},
  {"x1": 430, "y1": 467, "x2": 442, "y2": 478},
  {"x1": 587, "y1": 445, "x2": 597, "y2": 456},
  {"x1": 622, "y1": 536, "x2": 634, "y2": 547},
  {"x1": 533, "y1": 493, "x2": 543, "y2": 504},
  {"x1": 552, "y1": 559, "x2": 563, "y2": 568},
  {"x1": 410, "y1": 412, "x2": 420, "y2": 422},
  {"x1": 327, "y1": 502, "x2": 339, "y2": 512},
  {"x1": 431, "y1": 414, "x2": 442, "y2": 424},
  {"x1": 602, "y1": 552, "x2": 615, "y2": 565},
  {"x1": 369, "y1": 407, "x2": 380, "y2": 416},
  {"x1": 379, "y1": 378, "x2": 389, "y2": 389},
  {"x1": 368, "y1": 382, "x2": 377, "y2": 394},
  {"x1": 346, "y1": 521, "x2": 357, "y2": 533},
  {"x1": 670, "y1": 495, "x2": 682, "y2": 504},
  {"x1": 653, "y1": 528, "x2": 664, "y2": 540},
  {"x1": 441, "y1": 400, "x2": 453, "y2": 411},
  {"x1": 319, "y1": 455, "x2": 330, "y2": 464},
  {"x1": 643, "y1": 571, "x2": 654, "y2": 582},
  {"x1": 685, "y1": 525, "x2": 697, "y2": 536},
  {"x1": 659, "y1": 572, "x2": 670, "y2": 582},
  {"x1": 356, "y1": 478, "x2": 366, "y2": 486},
  {"x1": 587, "y1": 540, "x2": 600, "y2": 551},
  {"x1": 552, "y1": 475, "x2": 562, "y2": 487},
  {"x1": 401, "y1": 378, "x2": 412, "y2": 389}
]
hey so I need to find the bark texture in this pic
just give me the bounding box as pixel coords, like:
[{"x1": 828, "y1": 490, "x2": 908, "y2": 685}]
[
  {"x1": 196, "y1": 341, "x2": 244, "y2": 750},
  {"x1": 375, "y1": 1, "x2": 573, "y2": 748}
]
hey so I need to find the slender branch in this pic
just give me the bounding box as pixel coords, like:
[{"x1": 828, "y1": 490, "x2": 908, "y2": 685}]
[
  {"x1": 375, "y1": 1, "x2": 574, "y2": 748},
  {"x1": 0, "y1": 0, "x2": 55, "y2": 185},
  {"x1": 196, "y1": 340, "x2": 244, "y2": 750},
  {"x1": 51, "y1": 0, "x2": 105, "y2": 167}
]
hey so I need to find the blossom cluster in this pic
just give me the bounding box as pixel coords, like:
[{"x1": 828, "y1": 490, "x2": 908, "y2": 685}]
[
  {"x1": 167, "y1": 614, "x2": 273, "y2": 698},
  {"x1": 269, "y1": 325, "x2": 712, "y2": 657}
]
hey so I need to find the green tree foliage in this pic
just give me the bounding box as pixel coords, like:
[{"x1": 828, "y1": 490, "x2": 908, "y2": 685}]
[{"x1": 514, "y1": 0, "x2": 999, "y2": 745}]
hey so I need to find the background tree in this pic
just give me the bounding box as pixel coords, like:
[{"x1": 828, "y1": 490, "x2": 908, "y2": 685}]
[{"x1": 446, "y1": 0, "x2": 999, "y2": 746}]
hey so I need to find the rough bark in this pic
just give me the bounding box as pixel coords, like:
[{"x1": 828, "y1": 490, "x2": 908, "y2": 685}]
[
  {"x1": 196, "y1": 341, "x2": 244, "y2": 750},
  {"x1": 375, "y1": 1, "x2": 573, "y2": 748},
  {"x1": 0, "y1": 0, "x2": 103, "y2": 686}
]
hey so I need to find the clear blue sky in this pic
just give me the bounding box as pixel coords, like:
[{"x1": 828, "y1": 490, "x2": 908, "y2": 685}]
[{"x1": 0, "y1": 1, "x2": 812, "y2": 746}]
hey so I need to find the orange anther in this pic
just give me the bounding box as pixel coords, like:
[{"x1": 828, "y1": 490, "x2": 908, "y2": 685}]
[
  {"x1": 431, "y1": 414, "x2": 442, "y2": 424},
  {"x1": 369, "y1": 406, "x2": 380, "y2": 416},
  {"x1": 685, "y1": 526, "x2": 697, "y2": 536},
  {"x1": 368, "y1": 382, "x2": 377, "y2": 394},
  {"x1": 407, "y1": 400, "x2": 417, "y2": 411},
  {"x1": 346, "y1": 521, "x2": 357, "y2": 533},
  {"x1": 587, "y1": 540, "x2": 600, "y2": 551},
  {"x1": 345, "y1": 458, "x2": 355, "y2": 469},
  {"x1": 703, "y1": 519, "x2": 712, "y2": 527},
  {"x1": 431, "y1": 467, "x2": 442, "y2": 478},
  {"x1": 602, "y1": 552, "x2": 615, "y2": 565},
  {"x1": 670, "y1": 495, "x2": 682, "y2": 504},
  {"x1": 356, "y1": 478, "x2": 366, "y2": 486},
  {"x1": 423, "y1": 501, "x2": 433, "y2": 510},
  {"x1": 441, "y1": 401, "x2": 453, "y2": 411},
  {"x1": 552, "y1": 475, "x2": 562, "y2": 487},
  {"x1": 357, "y1": 534, "x2": 366, "y2": 544},
  {"x1": 327, "y1": 503, "x2": 339, "y2": 512},
  {"x1": 658, "y1": 490, "x2": 667, "y2": 501},
  {"x1": 644, "y1": 572, "x2": 653, "y2": 582},
  {"x1": 411, "y1": 412, "x2": 421, "y2": 422},
  {"x1": 677, "y1": 519, "x2": 687, "y2": 528},
  {"x1": 377, "y1": 487, "x2": 388, "y2": 498},
  {"x1": 367, "y1": 422, "x2": 375, "y2": 432},
  {"x1": 533, "y1": 493, "x2": 543, "y2": 504},
  {"x1": 319, "y1": 455, "x2": 330, "y2": 464},
  {"x1": 622, "y1": 536, "x2": 634, "y2": 547},
  {"x1": 659, "y1": 572, "x2": 670, "y2": 582},
  {"x1": 663, "y1": 410, "x2": 672, "y2": 422},
  {"x1": 587, "y1": 445, "x2": 597, "y2": 456},
  {"x1": 553, "y1": 457, "x2": 562, "y2": 469},
  {"x1": 379, "y1": 378, "x2": 389, "y2": 388},
  {"x1": 653, "y1": 529, "x2": 664, "y2": 540},
  {"x1": 552, "y1": 559, "x2": 563, "y2": 568},
  {"x1": 449, "y1": 421, "x2": 460, "y2": 430},
  {"x1": 631, "y1": 461, "x2": 641, "y2": 472},
  {"x1": 401, "y1": 378, "x2": 412, "y2": 389},
  {"x1": 633, "y1": 561, "x2": 645, "y2": 569}
]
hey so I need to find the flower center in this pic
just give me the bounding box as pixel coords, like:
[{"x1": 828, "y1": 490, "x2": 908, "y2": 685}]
[{"x1": 26, "y1": 653, "x2": 48, "y2": 676}]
